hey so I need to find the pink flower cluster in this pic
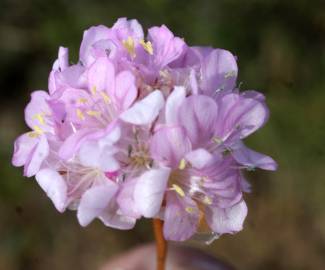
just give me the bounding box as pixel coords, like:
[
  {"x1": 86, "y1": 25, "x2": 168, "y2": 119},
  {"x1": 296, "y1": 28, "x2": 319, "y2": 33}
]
[{"x1": 12, "y1": 18, "x2": 277, "y2": 242}]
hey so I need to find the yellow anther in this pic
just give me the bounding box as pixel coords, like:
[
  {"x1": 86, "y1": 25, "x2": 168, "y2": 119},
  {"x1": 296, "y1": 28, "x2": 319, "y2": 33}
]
[
  {"x1": 33, "y1": 113, "x2": 45, "y2": 125},
  {"x1": 76, "y1": 109, "x2": 85, "y2": 120},
  {"x1": 78, "y1": 98, "x2": 88, "y2": 104},
  {"x1": 33, "y1": 125, "x2": 43, "y2": 135},
  {"x1": 28, "y1": 131, "x2": 39, "y2": 138},
  {"x1": 122, "y1": 36, "x2": 136, "y2": 58},
  {"x1": 171, "y1": 184, "x2": 185, "y2": 197},
  {"x1": 178, "y1": 158, "x2": 187, "y2": 170},
  {"x1": 185, "y1": 207, "x2": 195, "y2": 214},
  {"x1": 100, "y1": 91, "x2": 111, "y2": 104},
  {"x1": 86, "y1": 110, "x2": 101, "y2": 117},
  {"x1": 140, "y1": 39, "x2": 153, "y2": 55},
  {"x1": 203, "y1": 196, "x2": 212, "y2": 205},
  {"x1": 91, "y1": 86, "x2": 97, "y2": 95}
]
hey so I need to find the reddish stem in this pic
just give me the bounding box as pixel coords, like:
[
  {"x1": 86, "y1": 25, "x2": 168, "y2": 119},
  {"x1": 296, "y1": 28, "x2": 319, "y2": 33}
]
[{"x1": 153, "y1": 218, "x2": 167, "y2": 270}]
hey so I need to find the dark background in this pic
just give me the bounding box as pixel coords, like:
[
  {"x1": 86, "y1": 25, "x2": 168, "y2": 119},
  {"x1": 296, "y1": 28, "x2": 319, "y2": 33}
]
[{"x1": 0, "y1": 0, "x2": 324, "y2": 269}]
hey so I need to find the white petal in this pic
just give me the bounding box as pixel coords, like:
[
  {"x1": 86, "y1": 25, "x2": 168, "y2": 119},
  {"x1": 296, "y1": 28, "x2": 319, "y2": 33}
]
[
  {"x1": 134, "y1": 168, "x2": 170, "y2": 218},
  {"x1": 35, "y1": 169, "x2": 67, "y2": 212},
  {"x1": 120, "y1": 90, "x2": 164, "y2": 125}
]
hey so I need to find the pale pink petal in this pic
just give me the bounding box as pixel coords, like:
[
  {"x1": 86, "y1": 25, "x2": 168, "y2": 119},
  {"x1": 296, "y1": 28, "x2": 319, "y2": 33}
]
[
  {"x1": 134, "y1": 168, "x2": 170, "y2": 218},
  {"x1": 58, "y1": 128, "x2": 100, "y2": 160},
  {"x1": 206, "y1": 201, "x2": 248, "y2": 235},
  {"x1": 12, "y1": 133, "x2": 38, "y2": 167},
  {"x1": 177, "y1": 95, "x2": 218, "y2": 147},
  {"x1": 163, "y1": 193, "x2": 199, "y2": 241},
  {"x1": 88, "y1": 57, "x2": 115, "y2": 93},
  {"x1": 148, "y1": 25, "x2": 186, "y2": 68},
  {"x1": 112, "y1": 17, "x2": 144, "y2": 40},
  {"x1": 120, "y1": 90, "x2": 164, "y2": 125},
  {"x1": 24, "y1": 91, "x2": 53, "y2": 133},
  {"x1": 24, "y1": 135, "x2": 49, "y2": 177},
  {"x1": 77, "y1": 182, "x2": 118, "y2": 226},
  {"x1": 165, "y1": 86, "x2": 186, "y2": 125},
  {"x1": 232, "y1": 143, "x2": 278, "y2": 171},
  {"x1": 115, "y1": 71, "x2": 137, "y2": 110},
  {"x1": 100, "y1": 203, "x2": 137, "y2": 230},
  {"x1": 201, "y1": 49, "x2": 238, "y2": 94},
  {"x1": 58, "y1": 46, "x2": 69, "y2": 71},
  {"x1": 79, "y1": 25, "x2": 113, "y2": 66},
  {"x1": 185, "y1": 148, "x2": 213, "y2": 169},
  {"x1": 117, "y1": 178, "x2": 141, "y2": 218},
  {"x1": 150, "y1": 126, "x2": 191, "y2": 168},
  {"x1": 35, "y1": 169, "x2": 68, "y2": 212},
  {"x1": 216, "y1": 93, "x2": 269, "y2": 140}
]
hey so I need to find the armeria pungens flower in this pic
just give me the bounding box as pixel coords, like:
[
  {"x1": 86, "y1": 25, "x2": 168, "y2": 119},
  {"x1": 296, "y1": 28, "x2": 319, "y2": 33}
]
[{"x1": 12, "y1": 17, "x2": 277, "y2": 243}]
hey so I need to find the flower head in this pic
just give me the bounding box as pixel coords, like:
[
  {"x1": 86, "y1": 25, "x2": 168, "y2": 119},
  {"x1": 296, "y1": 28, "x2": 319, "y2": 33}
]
[{"x1": 12, "y1": 18, "x2": 277, "y2": 242}]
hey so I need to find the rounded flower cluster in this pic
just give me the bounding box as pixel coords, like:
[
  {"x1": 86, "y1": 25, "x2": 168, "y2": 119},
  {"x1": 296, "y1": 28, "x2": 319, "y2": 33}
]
[{"x1": 12, "y1": 18, "x2": 277, "y2": 242}]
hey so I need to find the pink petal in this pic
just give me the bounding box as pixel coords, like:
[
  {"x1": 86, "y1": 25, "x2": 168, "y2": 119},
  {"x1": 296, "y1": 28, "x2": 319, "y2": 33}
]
[
  {"x1": 185, "y1": 148, "x2": 213, "y2": 169},
  {"x1": 12, "y1": 133, "x2": 38, "y2": 167},
  {"x1": 216, "y1": 93, "x2": 269, "y2": 140},
  {"x1": 112, "y1": 17, "x2": 144, "y2": 40},
  {"x1": 165, "y1": 86, "x2": 186, "y2": 125},
  {"x1": 35, "y1": 169, "x2": 68, "y2": 212},
  {"x1": 24, "y1": 91, "x2": 53, "y2": 133},
  {"x1": 120, "y1": 90, "x2": 164, "y2": 125},
  {"x1": 148, "y1": 25, "x2": 186, "y2": 68},
  {"x1": 232, "y1": 143, "x2": 278, "y2": 171},
  {"x1": 201, "y1": 49, "x2": 238, "y2": 94},
  {"x1": 115, "y1": 71, "x2": 137, "y2": 110},
  {"x1": 150, "y1": 126, "x2": 191, "y2": 168},
  {"x1": 117, "y1": 178, "x2": 141, "y2": 218},
  {"x1": 163, "y1": 193, "x2": 199, "y2": 241},
  {"x1": 177, "y1": 95, "x2": 218, "y2": 147},
  {"x1": 24, "y1": 135, "x2": 49, "y2": 177},
  {"x1": 100, "y1": 204, "x2": 137, "y2": 230},
  {"x1": 87, "y1": 57, "x2": 115, "y2": 93},
  {"x1": 206, "y1": 201, "x2": 248, "y2": 235},
  {"x1": 58, "y1": 46, "x2": 69, "y2": 71},
  {"x1": 77, "y1": 182, "x2": 118, "y2": 226},
  {"x1": 79, "y1": 25, "x2": 113, "y2": 66},
  {"x1": 134, "y1": 168, "x2": 170, "y2": 218}
]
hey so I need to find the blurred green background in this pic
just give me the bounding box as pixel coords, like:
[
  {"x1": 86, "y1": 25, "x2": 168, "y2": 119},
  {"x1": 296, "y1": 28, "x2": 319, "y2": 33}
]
[{"x1": 0, "y1": 0, "x2": 324, "y2": 269}]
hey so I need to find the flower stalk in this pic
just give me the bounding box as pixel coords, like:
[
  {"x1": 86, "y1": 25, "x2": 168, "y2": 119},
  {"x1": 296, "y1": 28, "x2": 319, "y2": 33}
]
[{"x1": 153, "y1": 218, "x2": 167, "y2": 270}]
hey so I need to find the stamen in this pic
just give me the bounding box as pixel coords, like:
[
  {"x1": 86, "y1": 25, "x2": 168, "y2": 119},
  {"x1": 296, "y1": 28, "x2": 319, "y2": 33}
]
[
  {"x1": 185, "y1": 207, "x2": 195, "y2": 213},
  {"x1": 140, "y1": 39, "x2": 153, "y2": 55},
  {"x1": 33, "y1": 125, "x2": 43, "y2": 134},
  {"x1": 34, "y1": 113, "x2": 45, "y2": 125},
  {"x1": 178, "y1": 158, "x2": 187, "y2": 170},
  {"x1": 86, "y1": 110, "x2": 101, "y2": 117},
  {"x1": 171, "y1": 184, "x2": 185, "y2": 197},
  {"x1": 122, "y1": 36, "x2": 136, "y2": 58},
  {"x1": 28, "y1": 125, "x2": 44, "y2": 138},
  {"x1": 202, "y1": 196, "x2": 212, "y2": 205},
  {"x1": 91, "y1": 86, "x2": 97, "y2": 95},
  {"x1": 78, "y1": 98, "x2": 88, "y2": 104},
  {"x1": 76, "y1": 109, "x2": 85, "y2": 120},
  {"x1": 100, "y1": 91, "x2": 111, "y2": 104}
]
